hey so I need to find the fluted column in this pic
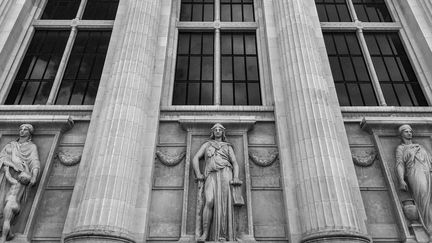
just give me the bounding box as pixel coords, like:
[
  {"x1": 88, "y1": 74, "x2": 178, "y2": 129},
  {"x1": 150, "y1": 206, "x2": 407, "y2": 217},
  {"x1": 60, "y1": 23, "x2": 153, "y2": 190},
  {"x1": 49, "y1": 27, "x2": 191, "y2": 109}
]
[
  {"x1": 272, "y1": 0, "x2": 369, "y2": 242},
  {"x1": 63, "y1": 1, "x2": 161, "y2": 242}
]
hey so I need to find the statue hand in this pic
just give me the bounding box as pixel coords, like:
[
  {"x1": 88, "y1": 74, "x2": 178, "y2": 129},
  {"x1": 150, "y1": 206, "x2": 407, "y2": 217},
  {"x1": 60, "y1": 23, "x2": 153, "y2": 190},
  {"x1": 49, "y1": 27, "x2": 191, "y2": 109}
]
[
  {"x1": 400, "y1": 181, "x2": 408, "y2": 191},
  {"x1": 230, "y1": 178, "x2": 242, "y2": 186},
  {"x1": 29, "y1": 177, "x2": 37, "y2": 186},
  {"x1": 195, "y1": 173, "x2": 205, "y2": 182}
]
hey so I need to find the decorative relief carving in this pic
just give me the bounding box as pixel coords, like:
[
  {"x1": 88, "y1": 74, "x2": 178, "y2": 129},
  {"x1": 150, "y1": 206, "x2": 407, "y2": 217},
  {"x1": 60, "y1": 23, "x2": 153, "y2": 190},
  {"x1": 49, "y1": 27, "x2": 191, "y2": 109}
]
[
  {"x1": 155, "y1": 150, "x2": 185, "y2": 167},
  {"x1": 57, "y1": 151, "x2": 81, "y2": 166},
  {"x1": 351, "y1": 149, "x2": 377, "y2": 167},
  {"x1": 249, "y1": 151, "x2": 279, "y2": 167}
]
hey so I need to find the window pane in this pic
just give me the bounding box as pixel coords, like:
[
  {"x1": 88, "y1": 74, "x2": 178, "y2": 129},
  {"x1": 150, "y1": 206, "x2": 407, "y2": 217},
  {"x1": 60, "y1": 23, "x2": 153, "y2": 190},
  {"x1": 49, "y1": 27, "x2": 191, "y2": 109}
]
[
  {"x1": 173, "y1": 83, "x2": 187, "y2": 105},
  {"x1": 323, "y1": 32, "x2": 376, "y2": 106},
  {"x1": 221, "y1": 32, "x2": 261, "y2": 105},
  {"x1": 221, "y1": 34, "x2": 232, "y2": 55},
  {"x1": 180, "y1": 0, "x2": 214, "y2": 21},
  {"x1": 222, "y1": 82, "x2": 234, "y2": 105},
  {"x1": 353, "y1": 0, "x2": 392, "y2": 22},
  {"x1": 221, "y1": 0, "x2": 255, "y2": 22},
  {"x1": 346, "y1": 84, "x2": 363, "y2": 106},
  {"x1": 359, "y1": 83, "x2": 378, "y2": 106},
  {"x1": 173, "y1": 32, "x2": 214, "y2": 105},
  {"x1": 5, "y1": 30, "x2": 69, "y2": 105},
  {"x1": 234, "y1": 83, "x2": 247, "y2": 105},
  {"x1": 41, "y1": 0, "x2": 80, "y2": 19},
  {"x1": 56, "y1": 31, "x2": 112, "y2": 105},
  {"x1": 335, "y1": 83, "x2": 350, "y2": 106},
  {"x1": 203, "y1": 4, "x2": 214, "y2": 21},
  {"x1": 246, "y1": 57, "x2": 259, "y2": 80},
  {"x1": 315, "y1": 0, "x2": 351, "y2": 22},
  {"x1": 180, "y1": 3, "x2": 192, "y2": 21},
  {"x1": 381, "y1": 83, "x2": 398, "y2": 106},
  {"x1": 187, "y1": 82, "x2": 200, "y2": 104},
  {"x1": 221, "y1": 57, "x2": 233, "y2": 80},
  {"x1": 245, "y1": 35, "x2": 256, "y2": 54},
  {"x1": 189, "y1": 57, "x2": 201, "y2": 80},
  {"x1": 365, "y1": 32, "x2": 427, "y2": 106},
  {"x1": 201, "y1": 82, "x2": 213, "y2": 105},
  {"x1": 82, "y1": 0, "x2": 119, "y2": 20},
  {"x1": 247, "y1": 82, "x2": 261, "y2": 105}
]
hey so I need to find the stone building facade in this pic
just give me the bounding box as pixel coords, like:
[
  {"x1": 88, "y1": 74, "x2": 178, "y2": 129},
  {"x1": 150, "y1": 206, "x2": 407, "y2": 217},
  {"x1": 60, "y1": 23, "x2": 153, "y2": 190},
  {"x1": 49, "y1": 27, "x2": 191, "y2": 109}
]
[{"x1": 0, "y1": 0, "x2": 432, "y2": 242}]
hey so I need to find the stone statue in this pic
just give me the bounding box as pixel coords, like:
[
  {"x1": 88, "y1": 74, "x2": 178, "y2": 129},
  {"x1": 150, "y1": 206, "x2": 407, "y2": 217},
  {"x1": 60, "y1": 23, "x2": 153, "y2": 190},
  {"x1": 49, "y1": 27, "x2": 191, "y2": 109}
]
[
  {"x1": 192, "y1": 123, "x2": 243, "y2": 242},
  {"x1": 396, "y1": 124, "x2": 432, "y2": 237},
  {"x1": 0, "y1": 124, "x2": 40, "y2": 242}
]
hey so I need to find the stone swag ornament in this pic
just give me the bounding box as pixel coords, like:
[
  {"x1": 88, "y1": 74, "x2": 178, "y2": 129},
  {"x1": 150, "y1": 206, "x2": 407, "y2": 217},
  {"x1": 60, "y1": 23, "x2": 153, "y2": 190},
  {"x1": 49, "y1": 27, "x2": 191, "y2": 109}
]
[
  {"x1": 0, "y1": 124, "x2": 40, "y2": 242},
  {"x1": 396, "y1": 124, "x2": 432, "y2": 240},
  {"x1": 192, "y1": 123, "x2": 244, "y2": 242}
]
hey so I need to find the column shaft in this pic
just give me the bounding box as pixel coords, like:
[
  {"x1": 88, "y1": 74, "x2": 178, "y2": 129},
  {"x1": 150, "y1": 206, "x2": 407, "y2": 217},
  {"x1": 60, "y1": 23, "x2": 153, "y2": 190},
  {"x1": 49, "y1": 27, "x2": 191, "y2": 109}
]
[
  {"x1": 64, "y1": 0, "x2": 161, "y2": 242},
  {"x1": 272, "y1": 0, "x2": 369, "y2": 242}
]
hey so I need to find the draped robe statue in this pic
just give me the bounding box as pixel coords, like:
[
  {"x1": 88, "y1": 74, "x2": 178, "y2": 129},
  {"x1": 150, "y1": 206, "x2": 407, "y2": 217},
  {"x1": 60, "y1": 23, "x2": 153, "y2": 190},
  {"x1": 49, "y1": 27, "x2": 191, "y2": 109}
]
[
  {"x1": 0, "y1": 124, "x2": 40, "y2": 242},
  {"x1": 192, "y1": 123, "x2": 243, "y2": 242},
  {"x1": 396, "y1": 124, "x2": 432, "y2": 236}
]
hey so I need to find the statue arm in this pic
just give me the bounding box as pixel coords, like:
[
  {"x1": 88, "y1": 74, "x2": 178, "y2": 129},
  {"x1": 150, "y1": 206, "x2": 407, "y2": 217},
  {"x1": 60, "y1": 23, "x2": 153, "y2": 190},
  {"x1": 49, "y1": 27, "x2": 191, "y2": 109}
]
[
  {"x1": 395, "y1": 145, "x2": 408, "y2": 191},
  {"x1": 228, "y1": 146, "x2": 242, "y2": 185},
  {"x1": 192, "y1": 143, "x2": 207, "y2": 180}
]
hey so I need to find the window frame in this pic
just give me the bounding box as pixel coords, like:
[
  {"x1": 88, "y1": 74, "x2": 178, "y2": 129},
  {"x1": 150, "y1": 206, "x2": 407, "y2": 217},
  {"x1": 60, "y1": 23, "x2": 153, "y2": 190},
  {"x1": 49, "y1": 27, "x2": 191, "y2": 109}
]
[
  {"x1": 0, "y1": 0, "x2": 115, "y2": 106},
  {"x1": 162, "y1": 0, "x2": 271, "y2": 107},
  {"x1": 320, "y1": 0, "x2": 432, "y2": 107}
]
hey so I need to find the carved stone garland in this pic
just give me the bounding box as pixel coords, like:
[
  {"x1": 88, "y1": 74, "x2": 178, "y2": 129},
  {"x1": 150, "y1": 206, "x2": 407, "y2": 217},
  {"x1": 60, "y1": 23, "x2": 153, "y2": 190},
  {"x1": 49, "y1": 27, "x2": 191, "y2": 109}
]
[
  {"x1": 155, "y1": 150, "x2": 186, "y2": 167},
  {"x1": 57, "y1": 151, "x2": 81, "y2": 166},
  {"x1": 249, "y1": 151, "x2": 279, "y2": 167},
  {"x1": 351, "y1": 149, "x2": 377, "y2": 167}
]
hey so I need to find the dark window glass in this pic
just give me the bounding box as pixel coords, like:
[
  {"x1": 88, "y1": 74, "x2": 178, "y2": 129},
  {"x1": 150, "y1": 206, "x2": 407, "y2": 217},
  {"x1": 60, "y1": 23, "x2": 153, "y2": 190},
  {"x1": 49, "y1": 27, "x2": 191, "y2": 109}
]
[
  {"x1": 82, "y1": 0, "x2": 119, "y2": 20},
  {"x1": 364, "y1": 32, "x2": 427, "y2": 106},
  {"x1": 315, "y1": 0, "x2": 351, "y2": 22},
  {"x1": 41, "y1": 0, "x2": 80, "y2": 20},
  {"x1": 221, "y1": 32, "x2": 261, "y2": 105},
  {"x1": 323, "y1": 32, "x2": 378, "y2": 106},
  {"x1": 55, "y1": 31, "x2": 111, "y2": 105},
  {"x1": 5, "y1": 30, "x2": 69, "y2": 105},
  {"x1": 352, "y1": 0, "x2": 392, "y2": 22},
  {"x1": 180, "y1": 0, "x2": 214, "y2": 22},
  {"x1": 221, "y1": 0, "x2": 255, "y2": 22},
  {"x1": 173, "y1": 32, "x2": 214, "y2": 105}
]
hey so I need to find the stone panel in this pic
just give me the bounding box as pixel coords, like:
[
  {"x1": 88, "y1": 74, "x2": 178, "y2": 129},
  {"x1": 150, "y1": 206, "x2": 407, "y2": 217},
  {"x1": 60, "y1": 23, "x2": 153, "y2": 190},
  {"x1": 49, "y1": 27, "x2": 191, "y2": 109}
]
[
  {"x1": 361, "y1": 190, "x2": 400, "y2": 239},
  {"x1": 251, "y1": 190, "x2": 287, "y2": 239},
  {"x1": 148, "y1": 190, "x2": 183, "y2": 239},
  {"x1": 248, "y1": 122, "x2": 276, "y2": 145},
  {"x1": 345, "y1": 123, "x2": 375, "y2": 145},
  {"x1": 158, "y1": 122, "x2": 187, "y2": 144},
  {"x1": 32, "y1": 190, "x2": 73, "y2": 239}
]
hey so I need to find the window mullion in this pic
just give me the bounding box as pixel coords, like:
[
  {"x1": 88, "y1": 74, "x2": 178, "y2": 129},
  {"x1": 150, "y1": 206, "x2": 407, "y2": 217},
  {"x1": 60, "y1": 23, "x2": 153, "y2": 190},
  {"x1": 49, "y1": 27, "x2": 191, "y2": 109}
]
[
  {"x1": 214, "y1": 0, "x2": 221, "y2": 105},
  {"x1": 46, "y1": 27, "x2": 77, "y2": 104},
  {"x1": 214, "y1": 29, "x2": 221, "y2": 105},
  {"x1": 76, "y1": 0, "x2": 88, "y2": 19},
  {"x1": 346, "y1": 0, "x2": 358, "y2": 22},
  {"x1": 357, "y1": 29, "x2": 387, "y2": 106}
]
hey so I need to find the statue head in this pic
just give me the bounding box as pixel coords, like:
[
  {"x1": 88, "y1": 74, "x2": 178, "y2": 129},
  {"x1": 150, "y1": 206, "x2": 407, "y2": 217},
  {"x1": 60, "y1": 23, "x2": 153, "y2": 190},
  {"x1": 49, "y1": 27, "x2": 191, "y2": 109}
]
[
  {"x1": 19, "y1": 124, "x2": 34, "y2": 139},
  {"x1": 210, "y1": 123, "x2": 227, "y2": 141},
  {"x1": 398, "y1": 124, "x2": 413, "y2": 141}
]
